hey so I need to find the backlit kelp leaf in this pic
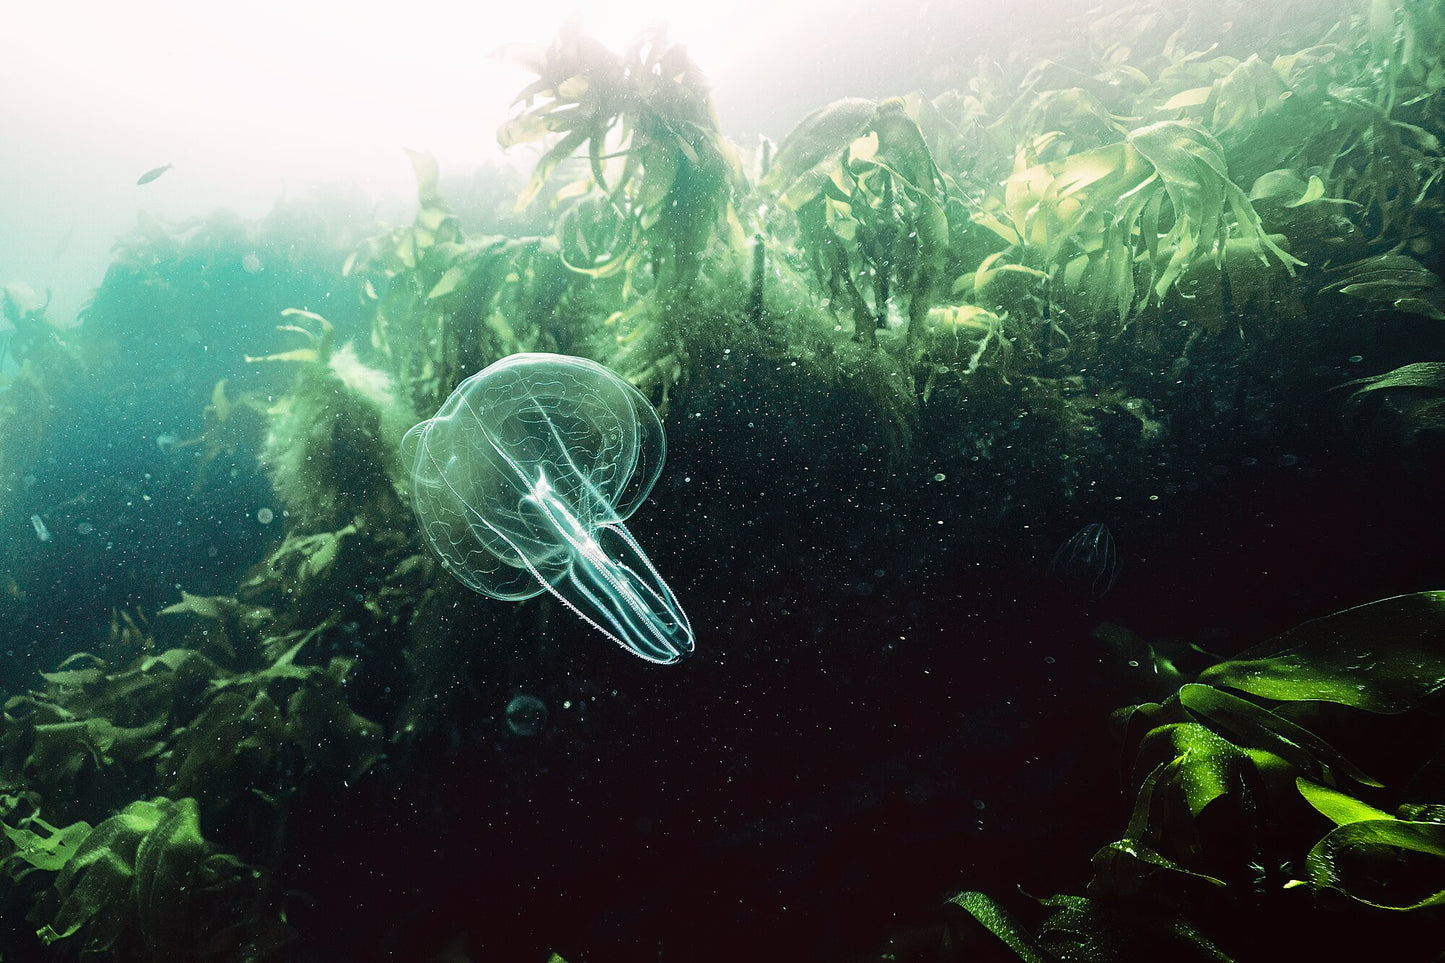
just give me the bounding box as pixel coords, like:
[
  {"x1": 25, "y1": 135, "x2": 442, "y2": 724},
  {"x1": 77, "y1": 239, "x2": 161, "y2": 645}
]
[
  {"x1": 762, "y1": 97, "x2": 878, "y2": 200},
  {"x1": 39, "y1": 665, "x2": 105, "y2": 689},
  {"x1": 1136, "y1": 721, "x2": 1252, "y2": 819},
  {"x1": 924, "y1": 304, "x2": 1010, "y2": 377},
  {"x1": 1110, "y1": 698, "x2": 1173, "y2": 770},
  {"x1": 1074, "y1": 229, "x2": 1138, "y2": 328},
  {"x1": 1322, "y1": 253, "x2": 1445, "y2": 320},
  {"x1": 1098, "y1": 740, "x2": 1248, "y2": 890},
  {"x1": 1394, "y1": 298, "x2": 1445, "y2": 320},
  {"x1": 1178, "y1": 683, "x2": 1383, "y2": 790},
  {"x1": 1297, "y1": 780, "x2": 1445, "y2": 911},
  {"x1": 32, "y1": 797, "x2": 291, "y2": 955},
  {"x1": 1091, "y1": 836, "x2": 1229, "y2": 895},
  {"x1": 1306, "y1": 817, "x2": 1445, "y2": 911},
  {"x1": 1296, "y1": 777, "x2": 1393, "y2": 826},
  {"x1": 513, "y1": 129, "x2": 590, "y2": 211},
  {"x1": 425, "y1": 262, "x2": 470, "y2": 301},
  {"x1": 1198, "y1": 592, "x2": 1445, "y2": 713},
  {"x1": 769, "y1": 97, "x2": 947, "y2": 344},
  {"x1": 557, "y1": 195, "x2": 641, "y2": 278},
  {"x1": 244, "y1": 309, "x2": 334, "y2": 366},
  {"x1": 634, "y1": 141, "x2": 680, "y2": 227},
  {"x1": 1161, "y1": 86, "x2": 1213, "y2": 111},
  {"x1": 1001, "y1": 138, "x2": 1150, "y2": 255},
  {"x1": 1347, "y1": 361, "x2": 1445, "y2": 398},
  {"x1": 1248, "y1": 169, "x2": 1331, "y2": 208},
  {"x1": 1, "y1": 815, "x2": 91, "y2": 872},
  {"x1": 1000, "y1": 120, "x2": 1299, "y2": 323},
  {"x1": 1345, "y1": 363, "x2": 1445, "y2": 452},
  {"x1": 948, "y1": 890, "x2": 1053, "y2": 963},
  {"x1": 132, "y1": 796, "x2": 207, "y2": 942},
  {"x1": 952, "y1": 252, "x2": 1051, "y2": 297},
  {"x1": 159, "y1": 593, "x2": 269, "y2": 661},
  {"x1": 1036, "y1": 893, "x2": 1232, "y2": 963},
  {"x1": 1209, "y1": 55, "x2": 1291, "y2": 144},
  {"x1": 35, "y1": 799, "x2": 164, "y2": 948},
  {"x1": 420, "y1": 241, "x2": 467, "y2": 280},
  {"x1": 1126, "y1": 122, "x2": 1301, "y2": 299},
  {"x1": 1202, "y1": 55, "x2": 1321, "y2": 185},
  {"x1": 258, "y1": 522, "x2": 359, "y2": 590},
  {"x1": 158, "y1": 590, "x2": 228, "y2": 621},
  {"x1": 1092, "y1": 753, "x2": 1232, "y2": 898},
  {"x1": 3, "y1": 654, "x2": 195, "y2": 821}
]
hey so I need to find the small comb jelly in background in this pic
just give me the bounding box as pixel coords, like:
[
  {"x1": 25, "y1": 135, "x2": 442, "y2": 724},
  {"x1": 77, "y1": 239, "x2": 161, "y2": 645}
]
[{"x1": 1047, "y1": 522, "x2": 1120, "y2": 601}]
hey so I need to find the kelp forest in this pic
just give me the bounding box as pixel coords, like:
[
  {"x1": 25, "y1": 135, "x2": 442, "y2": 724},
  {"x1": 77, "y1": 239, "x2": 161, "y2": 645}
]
[{"x1": 0, "y1": 0, "x2": 1443, "y2": 960}]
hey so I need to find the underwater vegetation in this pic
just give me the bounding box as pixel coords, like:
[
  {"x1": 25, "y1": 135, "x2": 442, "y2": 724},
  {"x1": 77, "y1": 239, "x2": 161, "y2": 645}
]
[
  {"x1": 0, "y1": 0, "x2": 1441, "y2": 959},
  {"x1": 950, "y1": 592, "x2": 1445, "y2": 962},
  {"x1": 0, "y1": 604, "x2": 376, "y2": 957}
]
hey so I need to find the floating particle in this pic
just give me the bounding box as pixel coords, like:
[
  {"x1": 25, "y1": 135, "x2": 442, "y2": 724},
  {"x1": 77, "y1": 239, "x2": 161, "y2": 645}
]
[{"x1": 30, "y1": 514, "x2": 50, "y2": 542}]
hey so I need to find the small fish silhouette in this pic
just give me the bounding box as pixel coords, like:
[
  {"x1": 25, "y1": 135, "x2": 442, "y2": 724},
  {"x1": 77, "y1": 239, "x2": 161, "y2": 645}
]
[{"x1": 136, "y1": 163, "x2": 173, "y2": 185}]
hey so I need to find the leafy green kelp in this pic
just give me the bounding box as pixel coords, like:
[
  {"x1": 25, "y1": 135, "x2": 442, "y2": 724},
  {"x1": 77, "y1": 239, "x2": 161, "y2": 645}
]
[
  {"x1": 949, "y1": 592, "x2": 1445, "y2": 961},
  {"x1": 0, "y1": 605, "x2": 372, "y2": 956},
  {"x1": 22, "y1": 797, "x2": 291, "y2": 958}
]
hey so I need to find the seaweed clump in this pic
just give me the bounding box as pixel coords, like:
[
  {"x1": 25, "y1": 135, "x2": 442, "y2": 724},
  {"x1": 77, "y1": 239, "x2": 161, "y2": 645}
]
[
  {"x1": 253, "y1": 310, "x2": 413, "y2": 534},
  {"x1": 0, "y1": 603, "x2": 385, "y2": 957}
]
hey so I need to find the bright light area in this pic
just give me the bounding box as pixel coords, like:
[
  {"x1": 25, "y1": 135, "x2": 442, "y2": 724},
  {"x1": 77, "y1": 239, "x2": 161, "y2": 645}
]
[
  {"x1": 1, "y1": 0, "x2": 1041, "y2": 322},
  {"x1": 4, "y1": 0, "x2": 824, "y2": 201}
]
